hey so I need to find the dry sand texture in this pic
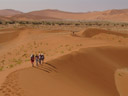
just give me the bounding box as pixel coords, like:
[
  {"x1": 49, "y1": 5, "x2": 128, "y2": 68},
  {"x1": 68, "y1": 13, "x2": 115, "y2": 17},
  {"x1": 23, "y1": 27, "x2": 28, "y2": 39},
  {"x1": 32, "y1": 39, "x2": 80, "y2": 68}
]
[
  {"x1": 0, "y1": 27, "x2": 128, "y2": 96},
  {"x1": 115, "y1": 69, "x2": 128, "y2": 96}
]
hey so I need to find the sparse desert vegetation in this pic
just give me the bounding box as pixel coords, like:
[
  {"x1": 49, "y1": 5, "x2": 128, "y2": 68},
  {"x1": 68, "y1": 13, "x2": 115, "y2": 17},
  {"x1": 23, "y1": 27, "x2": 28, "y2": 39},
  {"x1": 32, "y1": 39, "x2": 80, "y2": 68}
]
[
  {"x1": 0, "y1": 20, "x2": 128, "y2": 32},
  {"x1": 0, "y1": 13, "x2": 128, "y2": 96},
  {"x1": 1, "y1": 1, "x2": 128, "y2": 95},
  {"x1": 0, "y1": 21, "x2": 128, "y2": 71}
]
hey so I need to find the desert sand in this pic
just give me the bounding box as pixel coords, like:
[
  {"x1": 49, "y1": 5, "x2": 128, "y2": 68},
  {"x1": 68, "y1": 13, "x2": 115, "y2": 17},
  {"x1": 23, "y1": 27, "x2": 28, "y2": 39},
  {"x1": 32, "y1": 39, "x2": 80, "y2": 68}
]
[
  {"x1": 115, "y1": 69, "x2": 128, "y2": 96},
  {"x1": 0, "y1": 27, "x2": 128, "y2": 96}
]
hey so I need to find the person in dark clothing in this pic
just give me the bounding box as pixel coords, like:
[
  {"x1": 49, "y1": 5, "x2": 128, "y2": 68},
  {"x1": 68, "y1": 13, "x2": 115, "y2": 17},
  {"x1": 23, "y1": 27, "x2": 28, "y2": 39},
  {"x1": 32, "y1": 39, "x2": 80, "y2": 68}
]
[
  {"x1": 41, "y1": 53, "x2": 45, "y2": 64},
  {"x1": 39, "y1": 53, "x2": 41, "y2": 65},
  {"x1": 35, "y1": 54, "x2": 39, "y2": 66},
  {"x1": 30, "y1": 54, "x2": 35, "y2": 67}
]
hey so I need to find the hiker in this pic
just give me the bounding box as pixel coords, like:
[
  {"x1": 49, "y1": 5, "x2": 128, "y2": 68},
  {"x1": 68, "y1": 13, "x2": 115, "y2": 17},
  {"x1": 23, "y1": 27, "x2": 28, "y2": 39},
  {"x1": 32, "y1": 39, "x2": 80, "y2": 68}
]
[
  {"x1": 72, "y1": 31, "x2": 75, "y2": 35},
  {"x1": 41, "y1": 53, "x2": 45, "y2": 64},
  {"x1": 35, "y1": 54, "x2": 39, "y2": 66},
  {"x1": 39, "y1": 53, "x2": 42, "y2": 65},
  {"x1": 30, "y1": 54, "x2": 35, "y2": 67}
]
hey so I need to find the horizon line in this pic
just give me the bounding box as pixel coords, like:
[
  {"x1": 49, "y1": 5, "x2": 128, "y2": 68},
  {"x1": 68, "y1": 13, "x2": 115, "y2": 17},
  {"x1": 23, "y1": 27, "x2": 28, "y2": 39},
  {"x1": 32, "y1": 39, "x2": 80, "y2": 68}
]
[{"x1": 0, "y1": 8, "x2": 128, "y2": 13}]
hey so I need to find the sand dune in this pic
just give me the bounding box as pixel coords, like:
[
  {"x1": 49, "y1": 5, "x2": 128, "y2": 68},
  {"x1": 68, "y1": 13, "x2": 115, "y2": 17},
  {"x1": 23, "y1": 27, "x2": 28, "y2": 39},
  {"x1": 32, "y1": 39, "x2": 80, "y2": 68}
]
[
  {"x1": 0, "y1": 8, "x2": 128, "y2": 21},
  {"x1": 26, "y1": 9, "x2": 128, "y2": 21},
  {"x1": 10, "y1": 9, "x2": 128, "y2": 21},
  {"x1": 11, "y1": 13, "x2": 61, "y2": 21},
  {"x1": 0, "y1": 9, "x2": 23, "y2": 17},
  {"x1": 0, "y1": 27, "x2": 128, "y2": 96},
  {"x1": 80, "y1": 28, "x2": 128, "y2": 38},
  {"x1": 48, "y1": 46, "x2": 128, "y2": 96},
  {"x1": 0, "y1": 30, "x2": 20, "y2": 43},
  {"x1": 0, "y1": 46, "x2": 128, "y2": 96},
  {"x1": 0, "y1": 28, "x2": 27, "y2": 44},
  {"x1": 115, "y1": 69, "x2": 128, "y2": 96}
]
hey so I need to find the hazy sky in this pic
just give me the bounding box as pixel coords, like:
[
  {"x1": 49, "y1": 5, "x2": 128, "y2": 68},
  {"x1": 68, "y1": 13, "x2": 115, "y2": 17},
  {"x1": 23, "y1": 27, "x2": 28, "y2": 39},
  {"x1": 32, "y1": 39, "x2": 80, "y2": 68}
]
[{"x1": 0, "y1": 0, "x2": 128, "y2": 12}]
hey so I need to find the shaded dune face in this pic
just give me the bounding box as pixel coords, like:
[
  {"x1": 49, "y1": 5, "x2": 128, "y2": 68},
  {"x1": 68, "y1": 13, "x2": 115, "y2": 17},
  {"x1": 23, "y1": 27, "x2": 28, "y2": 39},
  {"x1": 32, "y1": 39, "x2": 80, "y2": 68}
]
[
  {"x1": 0, "y1": 28, "x2": 28, "y2": 44},
  {"x1": 48, "y1": 46, "x2": 128, "y2": 96},
  {"x1": 0, "y1": 44, "x2": 128, "y2": 95},
  {"x1": 0, "y1": 32, "x2": 19, "y2": 43},
  {"x1": 81, "y1": 28, "x2": 128, "y2": 38}
]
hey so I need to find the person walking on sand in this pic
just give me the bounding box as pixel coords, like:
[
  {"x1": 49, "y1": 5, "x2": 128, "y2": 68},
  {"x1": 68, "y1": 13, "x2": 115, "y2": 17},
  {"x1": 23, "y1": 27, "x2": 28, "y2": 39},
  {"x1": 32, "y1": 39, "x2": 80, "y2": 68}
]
[
  {"x1": 35, "y1": 54, "x2": 39, "y2": 66},
  {"x1": 41, "y1": 53, "x2": 45, "y2": 64},
  {"x1": 39, "y1": 53, "x2": 41, "y2": 65},
  {"x1": 31, "y1": 54, "x2": 35, "y2": 67}
]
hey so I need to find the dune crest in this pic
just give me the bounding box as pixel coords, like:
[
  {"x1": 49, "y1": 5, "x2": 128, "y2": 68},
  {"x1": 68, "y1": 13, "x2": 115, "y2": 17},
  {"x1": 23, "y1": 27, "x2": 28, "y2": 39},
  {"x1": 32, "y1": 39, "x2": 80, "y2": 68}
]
[
  {"x1": 0, "y1": 46, "x2": 128, "y2": 96},
  {"x1": 80, "y1": 28, "x2": 128, "y2": 38}
]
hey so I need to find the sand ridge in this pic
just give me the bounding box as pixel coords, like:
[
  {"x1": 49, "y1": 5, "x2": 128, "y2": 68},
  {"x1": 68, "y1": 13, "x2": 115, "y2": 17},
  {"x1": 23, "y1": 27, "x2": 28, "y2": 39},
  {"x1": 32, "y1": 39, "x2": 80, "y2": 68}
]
[
  {"x1": 1, "y1": 46, "x2": 128, "y2": 96},
  {"x1": 9, "y1": 9, "x2": 128, "y2": 21},
  {"x1": 0, "y1": 27, "x2": 128, "y2": 96},
  {"x1": 80, "y1": 28, "x2": 128, "y2": 38}
]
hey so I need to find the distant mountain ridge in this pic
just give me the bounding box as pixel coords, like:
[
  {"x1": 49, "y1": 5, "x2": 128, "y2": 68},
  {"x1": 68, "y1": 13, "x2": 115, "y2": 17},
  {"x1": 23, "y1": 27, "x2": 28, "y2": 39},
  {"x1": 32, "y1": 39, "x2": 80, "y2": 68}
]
[
  {"x1": 0, "y1": 9, "x2": 23, "y2": 17},
  {"x1": 0, "y1": 9, "x2": 128, "y2": 21}
]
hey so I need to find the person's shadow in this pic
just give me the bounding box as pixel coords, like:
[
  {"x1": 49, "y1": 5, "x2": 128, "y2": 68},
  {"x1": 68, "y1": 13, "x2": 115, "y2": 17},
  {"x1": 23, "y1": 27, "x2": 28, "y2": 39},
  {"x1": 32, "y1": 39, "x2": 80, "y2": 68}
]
[{"x1": 34, "y1": 62, "x2": 58, "y2": 73}]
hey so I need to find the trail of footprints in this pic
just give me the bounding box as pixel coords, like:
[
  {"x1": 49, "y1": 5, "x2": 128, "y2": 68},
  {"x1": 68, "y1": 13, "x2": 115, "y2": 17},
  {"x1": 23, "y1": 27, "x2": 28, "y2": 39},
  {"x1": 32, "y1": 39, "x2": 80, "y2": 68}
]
[
  {"x1": 0, "y1": 72, "x2": 24, "y2": 96},
  {"x1": 0, "y1": 63, "x2": 58, "y2": 96}
]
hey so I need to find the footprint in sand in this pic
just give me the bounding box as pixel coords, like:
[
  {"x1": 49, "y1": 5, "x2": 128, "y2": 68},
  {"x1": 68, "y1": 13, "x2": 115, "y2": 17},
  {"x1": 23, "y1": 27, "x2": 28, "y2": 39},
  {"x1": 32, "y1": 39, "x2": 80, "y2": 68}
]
[
  {"x1": 4, "y1": 93, "x2": 10, "y2": 96},
  {"x1": 0, "y1": 88, "x2": 2, "y2": 91},
  {"x1": 6, "y1": 88, "x2": 11, "y2": 93},
  {"x1": 2, "y1": 90, "x2": 6, "y2": 94},
  {"x1": 0, "y1": 72, "x2": 24, "y2": 96}
]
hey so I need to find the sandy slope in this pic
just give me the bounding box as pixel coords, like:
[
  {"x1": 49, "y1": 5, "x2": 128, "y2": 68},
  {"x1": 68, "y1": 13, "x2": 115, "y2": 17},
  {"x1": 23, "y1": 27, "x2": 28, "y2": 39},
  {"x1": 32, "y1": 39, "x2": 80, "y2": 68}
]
[
  {"x1": 0, "y1": 28, "x2": 128, "y2": 96},
  {"x1": 80, "y1": 28, "x2": 128, "y2": 38},
  {"x1": 0, "y1": 27, "x2": 112, "y2": 84},
  {"x1": 0, "y1": 46, "x2": 128, "y2": 96},
  {"x1": 115, "y1": 69, "x2": 128, "y2": 96},
  {"x1": 47, "y1": 46, "x2": 128, "y2": 96},
  {"x1": 0, "y1": 9, "x2": 23, "y2": 17},
  {"x1": 0, "y1": 30, "x2": 20, "y2": 43},
  {"x1": 77, "y1": 28, "x2": 128, "y2": 45}
]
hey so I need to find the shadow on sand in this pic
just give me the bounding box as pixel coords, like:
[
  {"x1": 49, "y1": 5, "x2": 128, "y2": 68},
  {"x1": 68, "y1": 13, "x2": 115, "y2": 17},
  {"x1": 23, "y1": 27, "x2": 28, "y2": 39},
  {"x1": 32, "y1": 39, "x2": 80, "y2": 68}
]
[{"x1": 33, "y1": 62, "x2": 58, "y2": 73}]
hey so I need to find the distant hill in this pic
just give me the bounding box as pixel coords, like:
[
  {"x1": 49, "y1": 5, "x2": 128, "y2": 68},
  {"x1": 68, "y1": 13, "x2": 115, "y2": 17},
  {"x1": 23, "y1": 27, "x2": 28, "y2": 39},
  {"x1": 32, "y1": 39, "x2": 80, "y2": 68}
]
[
  {"x1": 1, "y1": 9, "x2": 128, "y2": 22},
  {"x1": 0, "y1": 16, "x2": 11, "y2": 21},
  {"x1": 0, "y1": 9, "x2": 23, "y2": 17},
  {"x1": 11, "y1": 13, "x2": 61, "y2": 21}
]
